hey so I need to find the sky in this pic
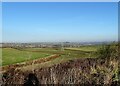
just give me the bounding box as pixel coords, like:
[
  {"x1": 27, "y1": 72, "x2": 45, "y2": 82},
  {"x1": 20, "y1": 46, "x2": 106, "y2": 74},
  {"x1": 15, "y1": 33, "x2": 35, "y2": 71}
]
[{"x1": 2, "y1": 2, "x2": 118, "y2": 43}]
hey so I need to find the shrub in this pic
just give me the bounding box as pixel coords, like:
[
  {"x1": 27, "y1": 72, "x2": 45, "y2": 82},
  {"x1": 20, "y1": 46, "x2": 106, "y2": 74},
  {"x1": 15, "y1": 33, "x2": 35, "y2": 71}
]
[{"x1": 96, "y1": 42, "x2": 118, "y2": 60}]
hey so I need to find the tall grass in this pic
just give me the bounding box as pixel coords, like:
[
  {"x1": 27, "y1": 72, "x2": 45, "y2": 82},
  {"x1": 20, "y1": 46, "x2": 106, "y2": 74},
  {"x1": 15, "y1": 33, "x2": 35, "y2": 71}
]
[{"x1": 96, "y1": 42, "x2": 119, "y2": 84}]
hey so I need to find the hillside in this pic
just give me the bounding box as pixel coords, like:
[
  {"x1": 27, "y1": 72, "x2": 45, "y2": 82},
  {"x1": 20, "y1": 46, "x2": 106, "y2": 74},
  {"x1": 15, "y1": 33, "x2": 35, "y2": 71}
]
[{"x1": 1, "y1": 43, "x2": 119, "y2": 85}]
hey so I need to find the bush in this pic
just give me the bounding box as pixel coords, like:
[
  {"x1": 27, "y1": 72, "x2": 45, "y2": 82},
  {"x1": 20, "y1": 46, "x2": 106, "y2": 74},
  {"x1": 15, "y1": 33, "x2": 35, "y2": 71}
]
[{"x1": 96, "y1": 42, "x2": 118, "y2": 60}]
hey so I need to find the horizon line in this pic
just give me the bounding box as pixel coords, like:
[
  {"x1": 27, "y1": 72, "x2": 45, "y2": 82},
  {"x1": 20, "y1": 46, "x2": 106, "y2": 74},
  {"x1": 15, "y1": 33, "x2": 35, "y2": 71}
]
[{"x1": 0, "y1": 40, "x2": 118, "y2": 43}]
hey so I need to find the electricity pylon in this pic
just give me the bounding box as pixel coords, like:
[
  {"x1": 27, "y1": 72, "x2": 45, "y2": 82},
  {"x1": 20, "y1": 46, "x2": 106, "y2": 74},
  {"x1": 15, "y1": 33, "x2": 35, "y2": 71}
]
[{"x1": 61, "y1": 42, "x2": 64, "y2": 51}]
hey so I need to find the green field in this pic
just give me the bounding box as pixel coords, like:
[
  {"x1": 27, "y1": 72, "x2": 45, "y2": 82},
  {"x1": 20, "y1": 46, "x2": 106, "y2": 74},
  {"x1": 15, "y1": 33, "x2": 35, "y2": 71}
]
[
  {"x1": 2, "y1": 48, "x2": 51, "y2": 66},
  {"x1": 65, "y1": 45, "x2": 102, "y2": 52},
  {"x1": 2, "y1": 45, "x2": 100, "y2": 66}
]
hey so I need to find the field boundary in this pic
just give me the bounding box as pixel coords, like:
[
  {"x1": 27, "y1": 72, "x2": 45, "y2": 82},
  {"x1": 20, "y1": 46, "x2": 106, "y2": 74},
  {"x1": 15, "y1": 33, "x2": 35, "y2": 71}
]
[{"x1": 1, "y1": 54, "x2": 60, "y2": 73}]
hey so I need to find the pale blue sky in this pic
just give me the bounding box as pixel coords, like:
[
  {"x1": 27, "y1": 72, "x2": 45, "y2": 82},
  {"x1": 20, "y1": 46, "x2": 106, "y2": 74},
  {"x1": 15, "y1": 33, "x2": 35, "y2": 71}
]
[{"x1": 2, "y1": 2, "x2": 118, "y2": 42}]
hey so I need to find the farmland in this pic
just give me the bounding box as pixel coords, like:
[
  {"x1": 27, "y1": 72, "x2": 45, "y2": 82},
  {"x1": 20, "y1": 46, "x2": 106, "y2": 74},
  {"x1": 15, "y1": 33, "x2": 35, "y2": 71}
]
[
  {"x1": 1, "y1": 43, "x2": 119, "y2": 85},
  {"x1": 65, "y1": 45, "x2": 102, "y2": 52},
  {"x1": 2, "y1": 45, "x2": 100, "y2": 66},
  {"x1": 2, "y1": 48, "x2": 51, "y2": 66}
]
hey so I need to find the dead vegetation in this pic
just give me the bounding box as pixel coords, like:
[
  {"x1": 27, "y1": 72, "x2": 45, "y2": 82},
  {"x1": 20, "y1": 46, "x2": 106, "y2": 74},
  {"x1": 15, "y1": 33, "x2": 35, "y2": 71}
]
[{"x1": 1, "y1": 57, "x2": 119, "y2": 85}]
